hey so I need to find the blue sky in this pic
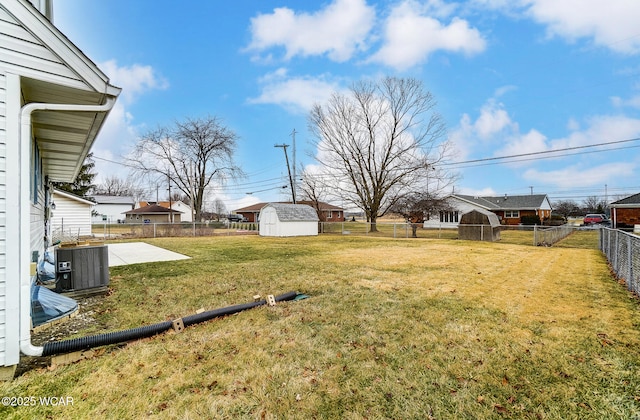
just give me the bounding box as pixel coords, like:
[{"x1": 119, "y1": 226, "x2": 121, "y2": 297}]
[{"x1": 53, "y1": 0, "x2": 640, "y2": 211}]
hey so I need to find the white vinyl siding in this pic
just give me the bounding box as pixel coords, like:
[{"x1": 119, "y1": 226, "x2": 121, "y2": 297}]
[
  {"x1": 0, "y1": 71, "x2": 7, "y2": 366},
  {"x1": 29, "y1": 178, "x2": 44, "y2": 261},
  {"x1": 0, "y1": 8, "x2": 89, "y2": 91},
  {"x1": 92, "y1": 203, "x2": 134, "y2": 223},
  {"x1": 51, "y1": 191, "x2": 93, "y2": 239}
]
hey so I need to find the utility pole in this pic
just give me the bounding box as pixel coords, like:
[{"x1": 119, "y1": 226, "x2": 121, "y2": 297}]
[
  {"x1": 529, "y1": 186, "x2": 533, "y2": 195},
  {"x1": 274, "y1": 143, "x2": 296, "y2": 204},
  {"x1": 291, "y1": 128, "x2": 297, "y2": 202}
]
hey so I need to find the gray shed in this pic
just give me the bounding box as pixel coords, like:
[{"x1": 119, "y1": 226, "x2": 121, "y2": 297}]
[
  {"x1": 259, "y1": 203, "x2": 319, "y2": 237},
  {"x1": 458, "y1": 210, "x2": 501, "y2": 242}
]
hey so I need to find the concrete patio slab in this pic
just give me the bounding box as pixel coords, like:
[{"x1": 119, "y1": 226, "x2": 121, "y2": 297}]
[{"x1": 107, "y1": 242, "x2": 191, "y2": 267}]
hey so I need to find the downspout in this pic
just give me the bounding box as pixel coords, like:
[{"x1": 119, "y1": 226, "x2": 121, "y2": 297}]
[{"x1": 19, "y1": 98, "x2": 116, "y2": 357}]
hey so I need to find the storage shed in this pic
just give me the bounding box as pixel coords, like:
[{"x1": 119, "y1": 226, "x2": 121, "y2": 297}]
[
  {"x1": 458, "y1": 210, "x2": 501, "y2": 242},
  {"x1": 51, "y1": 189, "x2": 94, "y2": 239},
  {"x1": 259, "y1": 203, "x2": 319, "y2": 237}
]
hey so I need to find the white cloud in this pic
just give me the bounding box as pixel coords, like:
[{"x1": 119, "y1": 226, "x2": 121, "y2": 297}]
[
  {"x1": 496, "y1": 128, "x2": 548, "y2": 159},
  {"x1": 448, "y1": 99, "x2": 518, "y2": 161},
  {"x1": 91, "y1": 60, "x2": 169, "y2": 183},
  {"x1": 611, "y1": 95, "x2": 640, "y2": 109},
  {"x1": 550, "y1": 115, "x2": 640, "y2": 150},
  {"x1": 449, "y1": 92, "x2": 640, "y2": 190},
  {"x1": 473, "y1": 100, "x2": 513, "y2": 140},
  {"x1": 248, "y1": 69, "x2": 343, "y2": 113},
  {"x1": 523, "y1": 0, "x2": 640, "y2": 54},
  {"x1": 369, "y1": 0, "x2": 486, "y2": 70},
  {"x1": 246, "y1": 0, "x2": 375, "y2": 62},
  {"x1": 523, "y1": 162, "x2": 636, "y2": 189},
  {"x1": 100, "y1": 60, "x2": 169, "y2": 105},
  {"x1": 457, "y1": 186, "x2": 498, "y2": 196}
]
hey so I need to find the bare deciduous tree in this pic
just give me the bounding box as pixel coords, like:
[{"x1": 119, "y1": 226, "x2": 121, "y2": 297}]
[
  {"x1": 126, "y1": 116, "x2": 241, "y2": 221},
  {"x1": 583, "y1": 195, "x2": 606, "y2": 214},
  {"x1": 95, "y1": 175, "x2": 144, "y2": 200},
  {"x1": 551, "y1": 199, "x2": 581, "y2": 217},
  {"x1": 308, "y1": 76, "x2": 455, "y2": 231},
  {"x1": 389, "y1": 191, "x2": 454, "y2": 237},
  {"x1": 213, "y1": 198, "x2": 227, "y2": 221},
  {"x1": 299, "y1": 167, "x2": 331, "y2": 222}
]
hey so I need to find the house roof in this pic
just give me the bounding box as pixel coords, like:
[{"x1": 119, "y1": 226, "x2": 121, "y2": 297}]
[
  {"x1": 123, "y1": 204, "x2": 182, "y2": 215},
  {"x1": 4, "y1": 0, "x2": 121, "y2": 182},
  {"x1": 91, "y1": 195, "x2": 135, "y2": 205},
  {"x1": 610, "y1": 192, "x2": 640, "y2": 207},
  {"x1": 53, "y1": 188, "x2": 95, "y2": 206},
  {"x1": 236, "y1": 201, "x2": 343, "y2": 213},
  {"x1": 261, "y1": 203, "x2": 319, "y2": 222},
  {"x1": 452, "y1": 194, "x2": 550, "y2": 210},
  {"x1": 139, "y1": 200, "x2": 191, "y2": 209}
]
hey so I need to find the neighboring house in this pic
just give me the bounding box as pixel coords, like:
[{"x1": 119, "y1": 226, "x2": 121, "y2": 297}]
[
  {"x1": 259, "y1": 203, "x2": 319, "y2": 237},
  {"x1": 123, "y1": 204, "x2": 182, "y2": 224},
  {"x1": 424, "y1": 194, "x2": 552, "y2": 228},
  {"x1": 236, "y1": 201, "x2": 345, "y2": 223},
  {"x1": 1, "y1": 0, "x2": 120, "y2": 375},
  {"x1": 51, "y1": 189, "x2": 94, "y2": 239},
  {"x1": 609, "y1": 193, "x2": 640, "y2": 229},
  {"x1": 91, "y1": 195, "x2": 135, "y2": 223},
  {"x1": 138, "y1": 200, "x2": 193, "y2": 222}
]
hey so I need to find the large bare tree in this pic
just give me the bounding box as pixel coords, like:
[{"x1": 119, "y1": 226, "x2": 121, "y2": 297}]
[
  {"x1": 94, "y1": 175, "x2": 145, "y2": 201},
  {"x1": 126, "y1": 116, "x2": 241, "y2": 221},
  {"x1": 298, "y1": 166, "x2": 332, "y2": 221},
  {"x1": 308, "y1": 76, "x2": 454, "y2": 231}
]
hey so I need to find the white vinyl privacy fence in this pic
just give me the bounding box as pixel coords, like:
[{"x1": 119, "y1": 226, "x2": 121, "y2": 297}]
[{"x1": 600, "y1": 228, "x2": 640, "y2": 295}]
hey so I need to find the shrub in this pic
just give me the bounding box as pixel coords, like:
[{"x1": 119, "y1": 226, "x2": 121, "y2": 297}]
[{"x1": 521, "y1": 215, "x2": 541, "y2": 225}]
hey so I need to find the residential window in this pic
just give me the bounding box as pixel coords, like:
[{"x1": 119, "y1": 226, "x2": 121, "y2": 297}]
[
  {"x1": 31, "y1": 143, "x2": 41, "y2": 204},
  {"x1": 439, "y1": 211, "x2": 459, "y2": 223},
  {"x1": 504, "y1": 210, "x2": 519, "y2": 218}
]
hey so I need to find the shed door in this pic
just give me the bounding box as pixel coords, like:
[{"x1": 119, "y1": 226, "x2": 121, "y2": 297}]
[{"x1": 263, "y1": 209, "x2": 277, "y2": 236}]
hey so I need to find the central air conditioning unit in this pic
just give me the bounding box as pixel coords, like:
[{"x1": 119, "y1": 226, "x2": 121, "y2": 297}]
[{"x1": 55, "y1": 245, "x2": 109, "y2": 293}]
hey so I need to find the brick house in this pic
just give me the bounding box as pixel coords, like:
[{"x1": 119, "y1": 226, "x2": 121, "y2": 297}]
[
  {"x1": 610, "y1": 193, "x2": 640, "y2": 229},
  {"x1": 425, "y1": 194, "x2": 552, "y2": 228},
  {"x1": 235, "y1": 201, "x2": 345, "y2": 223},
  {"x1": 123, "y1": 204, "x2": 182, "y2": 223}
]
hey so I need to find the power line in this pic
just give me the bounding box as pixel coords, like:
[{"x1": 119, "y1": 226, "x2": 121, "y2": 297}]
[{"x1": 441, "y1": 137, "x2": 640, "y2": 168}]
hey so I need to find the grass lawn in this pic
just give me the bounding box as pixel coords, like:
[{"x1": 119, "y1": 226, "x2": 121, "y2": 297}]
[{"x1": 2, "y1": 231, "x2": 640, "y2": 419}]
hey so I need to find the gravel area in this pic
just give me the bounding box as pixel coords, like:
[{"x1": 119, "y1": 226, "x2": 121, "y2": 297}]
[{"x1": 16, "y1": 294, "x2": 109, "y2": 376}]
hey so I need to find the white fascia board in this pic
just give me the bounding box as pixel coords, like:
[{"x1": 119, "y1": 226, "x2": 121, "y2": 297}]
[
  {"x1": 53, "y1": 188, "x2": 95, "y2": 206},
  {"x1": 610, "y1": 203, "x2": 640, "y2": 209}
]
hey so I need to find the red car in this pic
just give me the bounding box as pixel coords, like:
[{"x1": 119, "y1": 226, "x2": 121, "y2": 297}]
[{"x1": 583, "y1": 214, "x2": 609, "y2": 225}]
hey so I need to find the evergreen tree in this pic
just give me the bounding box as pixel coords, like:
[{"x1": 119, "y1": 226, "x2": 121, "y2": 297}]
[{"x1": 52, "y1": 152, "x2": 97, "y2": 199}]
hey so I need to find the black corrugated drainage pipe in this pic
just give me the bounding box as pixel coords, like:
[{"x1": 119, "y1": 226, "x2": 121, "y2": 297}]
[{"x1": 41, "y1": 291, "x2": 299, "y2": 357}]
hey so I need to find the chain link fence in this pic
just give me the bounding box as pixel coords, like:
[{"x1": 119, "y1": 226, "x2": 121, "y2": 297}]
[
  {"x1": 90, "y1": 222, "x2": 259, "y2": 239},
  {"x1": 533, "y1": 225, "x2": 576, "y2": 246},
  {"x1": 51, "y1": 224, "x2": 92, "y2": 244},
  {"x1": 600, "y1": 228, "x2": 640, "y2": 295}
]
